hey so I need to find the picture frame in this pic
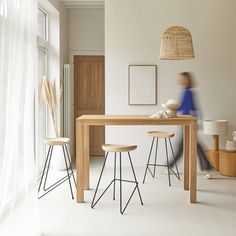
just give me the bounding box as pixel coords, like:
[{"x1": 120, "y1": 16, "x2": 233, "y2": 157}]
[{"x1": 128, "y1": 64, "x2": 157, "y2": 105}]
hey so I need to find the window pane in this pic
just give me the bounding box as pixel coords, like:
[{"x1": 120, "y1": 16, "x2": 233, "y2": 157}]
[{"x1": 38, "y1": 8, "x2": 47, "y2": 40}]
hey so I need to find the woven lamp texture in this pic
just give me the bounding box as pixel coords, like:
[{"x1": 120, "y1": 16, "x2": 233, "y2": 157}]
[{"x1": 160, "y1": 26, "x2": 195, "y2": 60}]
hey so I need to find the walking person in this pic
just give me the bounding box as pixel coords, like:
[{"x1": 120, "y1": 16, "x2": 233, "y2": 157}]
[{"x1": 169, "y1": 72, "x2": 214, "y2": 178}]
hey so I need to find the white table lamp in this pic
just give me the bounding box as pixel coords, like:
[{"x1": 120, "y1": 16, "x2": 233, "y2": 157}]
[{"x1": 204, "y1": 120, "x2": 228, "y2": 151}]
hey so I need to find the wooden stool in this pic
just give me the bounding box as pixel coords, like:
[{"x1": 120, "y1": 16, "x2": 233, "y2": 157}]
[
  {"x1": 143, "y1": 131, "x2": 180, "y2": 186},
  {"x1": 38, "y1": 138, "x2": 76, "y2": 199},
  {"x1": 219, "y1": 150, "x2": 236, "y2": 177},
  {"x1": 91, "y1": 144, "x2": 143, "y2": 214}
]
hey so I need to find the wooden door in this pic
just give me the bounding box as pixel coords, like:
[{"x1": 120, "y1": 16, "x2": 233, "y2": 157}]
[{"x1": 74, "y1": 55, "x2": 105, "y2": 156}]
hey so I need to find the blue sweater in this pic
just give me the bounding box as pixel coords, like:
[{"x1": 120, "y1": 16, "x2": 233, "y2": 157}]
[{"x1": 177, "y1": 88, "x2": 197, "y2": 117}]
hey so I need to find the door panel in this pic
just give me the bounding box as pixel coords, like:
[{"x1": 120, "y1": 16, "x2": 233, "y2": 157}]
[{"x1": 74, "y1": 56, "x2": 105, "y2": 156}]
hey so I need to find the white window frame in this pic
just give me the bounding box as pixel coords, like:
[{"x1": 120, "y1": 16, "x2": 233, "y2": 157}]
[
  {"x1": 35, "y1": 6, "x2": 49, "y2": 166},
  {"x1": 38, "y1": 6, "x2": 48, "y2": 42}
]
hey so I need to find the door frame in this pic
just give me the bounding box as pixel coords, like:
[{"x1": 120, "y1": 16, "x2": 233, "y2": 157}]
[{"x1": 68, "y1": 50, "x2": 104, "y2": 161}]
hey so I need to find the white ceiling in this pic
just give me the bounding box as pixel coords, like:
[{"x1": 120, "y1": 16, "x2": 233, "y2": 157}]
[{"x1": 62, "y1": 0, "x2": 104, "y2": 9}]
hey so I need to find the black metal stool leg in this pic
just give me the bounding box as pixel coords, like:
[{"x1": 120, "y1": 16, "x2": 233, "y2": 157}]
[
  {"x1": 62, "y1": 145, "x2": 74, "y2": 199},
  {"x1": 65, "y1": 144, "x2": 77, "y2": 187},
  {"x1": 165, "y1": 138, "x2": 171, "y2": 186},
  {"x1": 153, "y1": 138, "x2": 159, "y2": 177},
  {"x1": 91, "y1": 152, "x2": 109, "y2": 208},
  {"x1": 168, "y1": 138, "x2": 180, "y2": 180},
  {"x1": 113, "y1": 152, "x2": 117, "y2": 200},
  {"x1": 38, "y1": 145, "x2": 52, "y2": 193},
  {"x1": 120, "y1": 152, "x2": 143, "y2": 214},
  {"x1": 91, "y1": 150, "x2": 143, "y2": 214},
  {"x1": 119, "y1": 152, "x2": 123, "y2": 214},
  {"x1": 43, "y1": 145, "x2": 54, "y2": 191},
  {"x1": 128, "y1": 152, "x2": 143, "y2": 205},
  {"x1": 143, "y1": 137, "x2": 155, "y2": 183}
]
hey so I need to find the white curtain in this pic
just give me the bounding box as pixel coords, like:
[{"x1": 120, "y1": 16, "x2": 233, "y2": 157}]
[{"x1": 0, "y1": 0, "x2": 39, "y2": 235}]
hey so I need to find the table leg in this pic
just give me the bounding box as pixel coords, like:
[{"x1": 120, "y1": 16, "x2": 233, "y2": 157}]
[
  {"x1": 76, "y1": 120, "x2": 84, "y2": 202},
  {"x1": 83, "y1": 125, "x2": 90, "y2": 190},
  {"x1": 190, "y1": 121, "x2": 197, "y2": 203},
  {"x1": 184, "y1": 125, "x2": 190, "y2": 190}
]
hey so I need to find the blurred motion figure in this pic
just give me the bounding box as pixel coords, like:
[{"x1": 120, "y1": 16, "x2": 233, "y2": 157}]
[{"x1": 169, "y1": 72, "x2": 213, "y2": 178}]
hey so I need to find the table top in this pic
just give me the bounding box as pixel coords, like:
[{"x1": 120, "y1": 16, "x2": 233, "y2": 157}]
[{"x1": 77, "y1": 114, "x2": 196, "y2": 125}]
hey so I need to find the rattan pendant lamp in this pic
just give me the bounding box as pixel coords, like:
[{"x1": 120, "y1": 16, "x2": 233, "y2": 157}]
[{"x1": 160, "y1": 26, "x2": 194, "y2": 60}]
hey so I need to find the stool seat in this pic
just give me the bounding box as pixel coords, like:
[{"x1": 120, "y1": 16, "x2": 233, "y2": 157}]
[
  {"x1": 44, "y1": 137, "x2": 70, "y2": 145},
  {"x1": 147, "y1": 131, "x2": 174, "y2": 138},
  {"x1": 102, "y1": 144, "x2": 137, "y2": 153}
]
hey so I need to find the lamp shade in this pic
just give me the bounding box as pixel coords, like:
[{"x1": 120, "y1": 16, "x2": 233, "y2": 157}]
[
  {"x1": 204, "y1": 120, "x2": 228, "y2": 135},
  {"x1": 159, "y1": 26, "x2": 195, "y2": 60}
]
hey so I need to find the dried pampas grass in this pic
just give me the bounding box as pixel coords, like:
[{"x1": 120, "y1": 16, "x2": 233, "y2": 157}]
[{"x1": 40, "y1": 76, "x2": 62, "y2": 137}]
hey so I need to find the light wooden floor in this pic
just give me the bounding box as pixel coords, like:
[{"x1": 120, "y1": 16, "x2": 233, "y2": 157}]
[{"x1": 39, "y1": 156, "x2": 236, "y2": 236}]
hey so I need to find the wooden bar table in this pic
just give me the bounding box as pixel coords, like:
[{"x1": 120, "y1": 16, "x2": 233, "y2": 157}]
[{"x1": 76, "y1": 115, "x2": 197, "y2": 203}]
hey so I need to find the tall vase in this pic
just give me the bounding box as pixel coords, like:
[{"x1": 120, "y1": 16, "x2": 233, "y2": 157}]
[{"x1": 51, "y1": 145, "x2": 67, "y2": 170}]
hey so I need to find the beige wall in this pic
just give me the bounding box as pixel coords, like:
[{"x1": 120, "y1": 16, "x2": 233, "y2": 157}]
[
  {"x1": 49, "y1": 0, "x2": 69, "y2": 77},
  {"x1": 105, "y1": 0, "x2": 236, "y2": 166},
  {"x1": 68, "y1": 8, "x2": 104, "y2": 53}
]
